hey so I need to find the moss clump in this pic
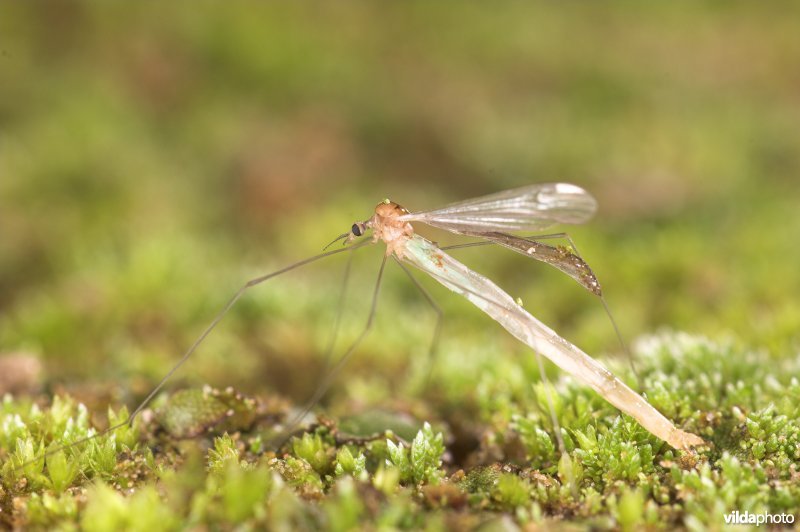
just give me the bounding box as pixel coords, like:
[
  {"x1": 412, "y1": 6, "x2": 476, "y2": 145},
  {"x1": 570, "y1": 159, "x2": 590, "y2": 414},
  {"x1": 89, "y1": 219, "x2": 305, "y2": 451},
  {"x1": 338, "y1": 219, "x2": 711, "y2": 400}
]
[{"x1": 3, "y1": 330, "x2": 800, "y2": 529}]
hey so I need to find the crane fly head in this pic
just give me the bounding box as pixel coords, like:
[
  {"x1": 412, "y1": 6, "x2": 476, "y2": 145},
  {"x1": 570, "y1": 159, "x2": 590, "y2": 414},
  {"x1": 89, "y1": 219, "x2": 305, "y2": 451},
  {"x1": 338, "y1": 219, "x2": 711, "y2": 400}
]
[
  {"x1": 322, "y1": 219, "x2": 371, "y2": 251},
  {"x1": 322, "y1": 199, "x2": 411, "y2": 251}
]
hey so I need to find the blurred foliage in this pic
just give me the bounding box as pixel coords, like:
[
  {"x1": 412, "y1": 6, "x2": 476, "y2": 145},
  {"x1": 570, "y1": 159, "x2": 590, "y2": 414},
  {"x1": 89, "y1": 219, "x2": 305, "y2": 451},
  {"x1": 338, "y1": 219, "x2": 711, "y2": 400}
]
[{"x1": 2, "y1": 1, "x2": 800, "y2": 529}]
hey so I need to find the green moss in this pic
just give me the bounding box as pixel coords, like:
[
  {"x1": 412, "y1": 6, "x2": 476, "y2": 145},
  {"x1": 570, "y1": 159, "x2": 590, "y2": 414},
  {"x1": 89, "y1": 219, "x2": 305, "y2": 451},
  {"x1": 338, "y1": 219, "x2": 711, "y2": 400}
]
[
  {"x1": 386, "y1": 423, "x2": 446, "y2": 486},
  {"x1": 334, "y1": 446, "x2": 367, "y2": 478},
  {"x1": 493, "y1": 473, "x2": 531, "y2": 510},
  {"x1": 82, "y1": 483, "x2": 180, "y2": 532},
  {"x1": 3, "y1": 312, "x2": 800, "y2": 529},
  {"x1": 4, "y1": 281, "x2": 800, "y2": 528}
]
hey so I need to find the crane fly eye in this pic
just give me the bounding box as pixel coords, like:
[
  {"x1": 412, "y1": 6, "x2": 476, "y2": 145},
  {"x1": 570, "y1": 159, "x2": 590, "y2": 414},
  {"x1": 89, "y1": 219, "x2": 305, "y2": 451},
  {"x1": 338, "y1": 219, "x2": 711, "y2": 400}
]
[{"x1": 351, "y1": 223, "x2": 362, "y2": 237}]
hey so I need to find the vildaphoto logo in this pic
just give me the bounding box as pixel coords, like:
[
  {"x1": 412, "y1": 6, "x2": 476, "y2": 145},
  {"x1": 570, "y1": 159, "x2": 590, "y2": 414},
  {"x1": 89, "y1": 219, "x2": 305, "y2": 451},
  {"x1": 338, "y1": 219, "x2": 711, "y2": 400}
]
[{"x1": 724, "y1": 510, "x2": 795, "y2": 526}]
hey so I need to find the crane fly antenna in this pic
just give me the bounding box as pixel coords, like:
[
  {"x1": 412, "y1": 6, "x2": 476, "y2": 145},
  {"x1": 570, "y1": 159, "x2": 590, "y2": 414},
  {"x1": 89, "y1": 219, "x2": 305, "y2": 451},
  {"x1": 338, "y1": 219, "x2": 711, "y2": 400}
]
[{"x1": 323, "y1": 232, "x2": 351, "y2": 251}]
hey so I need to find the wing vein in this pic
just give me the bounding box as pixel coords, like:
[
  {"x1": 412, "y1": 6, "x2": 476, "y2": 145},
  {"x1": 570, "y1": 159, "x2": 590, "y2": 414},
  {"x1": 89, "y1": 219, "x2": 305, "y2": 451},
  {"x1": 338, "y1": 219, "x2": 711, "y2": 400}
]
[{"x1": 398, "y1": 183, "x2": 597, "y2": 233}]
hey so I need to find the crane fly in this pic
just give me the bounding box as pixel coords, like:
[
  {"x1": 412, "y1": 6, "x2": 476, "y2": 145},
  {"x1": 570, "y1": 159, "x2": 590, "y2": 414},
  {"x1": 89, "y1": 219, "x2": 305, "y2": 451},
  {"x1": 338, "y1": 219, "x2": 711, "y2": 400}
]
[
  {"x1": 347, "y1": 183, "x2": 702, "y2": 449},
  {"x1": 17, "y1": 183, "x2": 702, "y2": 474}
]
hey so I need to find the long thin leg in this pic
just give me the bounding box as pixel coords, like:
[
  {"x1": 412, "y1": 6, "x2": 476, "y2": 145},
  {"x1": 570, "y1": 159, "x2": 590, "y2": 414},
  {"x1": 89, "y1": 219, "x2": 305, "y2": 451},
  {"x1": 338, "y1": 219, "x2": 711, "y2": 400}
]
[
  {"x1": 273, "y1": 254, "x2": 389, "y2": 448},
  {"x1": 320, "y1": 246, "x2": 356, "y2": 371},
  {"x1": 393, "y1": 257, "x2": 443, "y2": 387},
  {"x1": 443, "y1": 232, "x2": 639, "y2": 386},
  {"x1": 16, "y1": 239, "x2": 374, "y2": 471},
  {"x1": 533, "y1": 352, "x2": 578, "y2": 498}
]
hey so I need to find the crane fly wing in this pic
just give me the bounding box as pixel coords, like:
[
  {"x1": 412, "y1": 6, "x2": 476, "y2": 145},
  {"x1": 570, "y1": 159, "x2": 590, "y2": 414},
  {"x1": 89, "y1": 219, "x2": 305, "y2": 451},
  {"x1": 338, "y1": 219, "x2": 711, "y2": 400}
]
[
  {"x1": 460, "y1": 231, "x2": 602, "y2": 295},
  {"x1": 398, "y1": 183, "x2": 597, "y2": 233}
]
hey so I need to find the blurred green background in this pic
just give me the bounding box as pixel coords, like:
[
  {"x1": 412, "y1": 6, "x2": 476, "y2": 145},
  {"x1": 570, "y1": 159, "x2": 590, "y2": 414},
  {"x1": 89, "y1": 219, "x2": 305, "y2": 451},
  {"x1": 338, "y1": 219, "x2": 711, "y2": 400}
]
[{"x1": 2, "y1": 3, "x2": 799, "y2": 412}]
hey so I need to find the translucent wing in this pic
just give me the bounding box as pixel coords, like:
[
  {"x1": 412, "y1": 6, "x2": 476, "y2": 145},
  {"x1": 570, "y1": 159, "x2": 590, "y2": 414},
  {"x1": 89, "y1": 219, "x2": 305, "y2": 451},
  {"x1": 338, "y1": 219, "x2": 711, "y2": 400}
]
[{"x1": 398, "y1": 183, "x2": 597, "y2": 233}]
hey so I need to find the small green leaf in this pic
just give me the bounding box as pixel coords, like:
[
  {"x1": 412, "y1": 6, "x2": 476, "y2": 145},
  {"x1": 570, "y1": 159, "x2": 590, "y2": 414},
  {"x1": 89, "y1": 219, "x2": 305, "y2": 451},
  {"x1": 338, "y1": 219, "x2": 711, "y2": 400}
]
[
  {"x1": 617, "y1": 488, "x2": 644, "y2": 532},
  {"x1": 334, "y1": 446, "x2": 366, "y2": 477},
  {"x1": 46, "y1": 448, "x2": 79, "y2": 492},
  {"x1": 493, "y1": 473, "x2": 530, "y2": 509},
  {"x1": 208, "y1": 433, "x2": 240, "y2": 474},
  {"x1": 292, "y1": 432, "x2": 333, "y2": 476}
]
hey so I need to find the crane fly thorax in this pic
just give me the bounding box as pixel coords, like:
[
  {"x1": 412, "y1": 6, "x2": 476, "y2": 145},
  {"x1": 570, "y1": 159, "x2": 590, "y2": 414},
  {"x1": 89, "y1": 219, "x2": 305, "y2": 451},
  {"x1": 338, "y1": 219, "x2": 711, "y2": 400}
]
[{"x1": 369, "y1": 200, "x2": 414, "y2": 257}]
